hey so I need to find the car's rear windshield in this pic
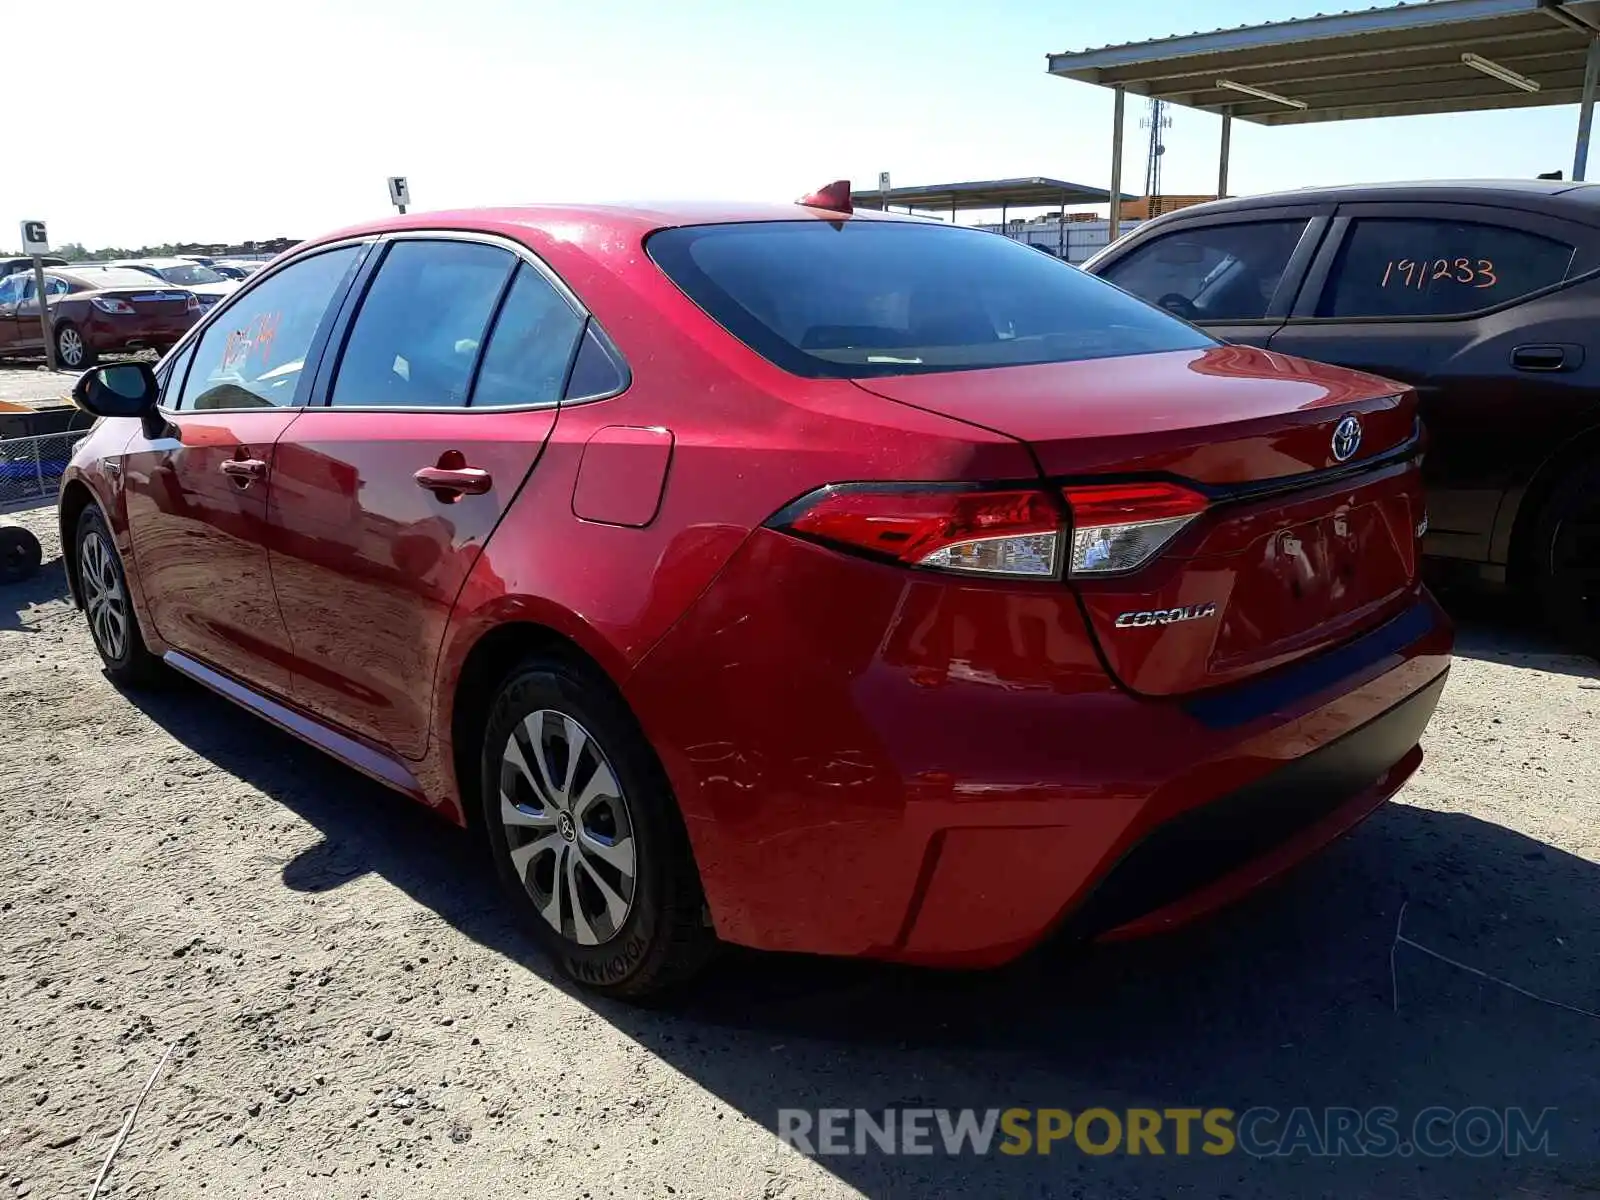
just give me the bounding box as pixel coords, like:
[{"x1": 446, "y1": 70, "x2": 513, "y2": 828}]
[{"x1": 647, "y1": 220, "x2": 1214, "y2": 379}]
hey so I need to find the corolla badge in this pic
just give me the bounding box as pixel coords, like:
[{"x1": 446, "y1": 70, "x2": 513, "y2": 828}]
[
  {"x1": 1331, "y1": 414, "x2": 1363, "y2": 463},
  {"x1": 1114, "y1": 602, "x2": 1219, "y2": 628}
]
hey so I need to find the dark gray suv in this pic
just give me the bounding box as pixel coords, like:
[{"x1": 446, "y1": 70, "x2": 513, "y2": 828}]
[{"x1": 1086, "y1": 179, "x2": 1600, "y2": 652}]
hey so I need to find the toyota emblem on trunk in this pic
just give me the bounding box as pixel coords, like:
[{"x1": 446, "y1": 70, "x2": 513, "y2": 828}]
[{"x1": 1331, "y1": 415, "x2": 1363, "y2": 462}]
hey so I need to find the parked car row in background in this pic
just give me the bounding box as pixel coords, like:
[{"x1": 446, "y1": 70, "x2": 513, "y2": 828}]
[{"x1": 0, "y1": 254, "x2": 263, "y2": 368}]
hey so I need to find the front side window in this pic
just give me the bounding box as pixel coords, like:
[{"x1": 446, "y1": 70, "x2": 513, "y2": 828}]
[
  {"x1": 176, "y1": 246, "x2": 360, "y2": 411},
  {"x1": 470, "y1": 263, "x2": 584, "y2": 407},
  {"x1": 1318, "y1": 218, "x2": 1575, "y2": 318},
  {"x1": 1100, "y1": 220, "x2": 1309, "y2": 322},
  {"x1": 329, "y1": 240, "x2": 514, "y2": 409},
  {"x1": 0, "y1": 276, "x2": 22, "y2": 307},
  {"x1": 648, "y1": 221, "x2": 1213, "y2": 379},
  {"x1": 158, "y1": 343, "x2": 197, "y2": 405}
]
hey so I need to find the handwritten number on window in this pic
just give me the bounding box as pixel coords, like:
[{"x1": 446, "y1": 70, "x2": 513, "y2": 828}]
[{"x1": 1379, "y1": 257, "x2": 1496, "y2": 290}]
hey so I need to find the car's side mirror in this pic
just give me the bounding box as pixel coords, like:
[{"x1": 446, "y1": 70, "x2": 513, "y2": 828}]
[{"x1": 72, "y1": 362, "x2": 167, "y2": 439}]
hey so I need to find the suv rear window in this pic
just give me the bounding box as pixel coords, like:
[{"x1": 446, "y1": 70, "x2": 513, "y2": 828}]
[{"x1": 648, "y1": 221, "x2": 1213, "y2": 378}]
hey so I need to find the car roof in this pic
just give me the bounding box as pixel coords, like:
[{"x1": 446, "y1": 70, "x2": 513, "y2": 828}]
[
  {"x1": 1147, "y1": 179, "x2": 1600, "y2": 224},
  {"x1": 53, "y1": 265, "x2": 182, "y2": 288},
  {"x1": 308, "y1": 199, "x2": 927, "y2": 248},
  {"x1": 112, "y1": 257, "x2": 199, "y2": 267}
]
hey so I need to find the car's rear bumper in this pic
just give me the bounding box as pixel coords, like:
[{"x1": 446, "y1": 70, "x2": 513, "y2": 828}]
[
  {"x1": 626, "y1": 529, "x2": 1453, "y2": 965},
  {"x1": 80, "y1": 311, "x2": 193, "y2": 350}
]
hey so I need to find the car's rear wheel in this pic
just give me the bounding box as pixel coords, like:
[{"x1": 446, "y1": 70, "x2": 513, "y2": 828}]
[
  {"x1": 75, "y1": 507, "x2": 162, "y2": 685},
  {"x1": 480, "y1": 655, "x2": 714, "y2": 997},
  {"x1": 0, "y1": 526, "x2": 42, "y2": 583},
  {"x1": 1532, "y1": 458, "x2": 1600, "y2": 657},
  {"x1": 56, "y1": 323, "x2": 94, "y2": 370}
]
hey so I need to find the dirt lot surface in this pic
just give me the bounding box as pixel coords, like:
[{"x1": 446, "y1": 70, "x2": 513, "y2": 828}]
[{"x1": 2, "y1": 502, "x2": 1598, "y2": 1199}]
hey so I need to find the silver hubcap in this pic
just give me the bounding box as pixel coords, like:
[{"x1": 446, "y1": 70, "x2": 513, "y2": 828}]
[
  {"x1": 59, "y1": 328, "x2": 84, "y2": 366},
  {"x1": 80, "y1": 531, "x2": 128, "y2": 661},
  {"x1": 499, "y1": 710, "x2": 637, "y2": 946}
]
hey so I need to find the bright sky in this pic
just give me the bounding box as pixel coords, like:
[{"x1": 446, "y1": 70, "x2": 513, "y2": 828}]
[{"x1": 6, "y1": 0, "x2": 1588, "y2": 248}]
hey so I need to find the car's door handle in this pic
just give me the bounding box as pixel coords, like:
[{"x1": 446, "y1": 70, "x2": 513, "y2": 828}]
[
  {"x1": 414, "y1": 465, "x2": 492, "y2": 499},
  {"x1": 219, "y1": 458, "x2": 268, "y2": 483},
  {"x1": 1511, "y1": 343, "x2": 1579, "y2": 372}
]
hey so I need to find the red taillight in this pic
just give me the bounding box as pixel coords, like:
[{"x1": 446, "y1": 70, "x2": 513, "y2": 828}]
[
  {"x1": 1062, "y1": 481, "x2": 1209, "y2": 576},
  {"x1": 773, "y1": 487, "x2": 1062, "y2": 577}
]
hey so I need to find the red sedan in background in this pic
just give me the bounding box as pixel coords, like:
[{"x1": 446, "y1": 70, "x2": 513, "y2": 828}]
[
  {"x1": 58, "y1": 186, "x2": 1451, "y2": 996},
  {"x1": 0, "y1": 266, "x2": 199, "y2": 367}
]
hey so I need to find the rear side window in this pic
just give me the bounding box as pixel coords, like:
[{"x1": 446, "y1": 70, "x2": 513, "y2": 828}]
[
  {"x1": 177, "y1": 246, "x2": 360, "y2": 411},
  {"x1": 1099, "y1": 220, "x2": 1308, "y2": 322},
  {"x1": 648, "y1": 221, "x2": 1212, "y2": 379},
  {"x1": 1318, "y1": 218, "x2": 1575, "y2": 318},
  {"x1": 330, "y1": 240, "x2": 514, "y2": 409},
  {"x1": 469, "y1": 263, "x2": 584, "y2": 408},
  {"x1": 564, "y1": 325, "x2": 627, "y2": 399}
]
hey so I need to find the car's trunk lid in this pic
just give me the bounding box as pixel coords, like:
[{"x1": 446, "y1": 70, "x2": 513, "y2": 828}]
[
  {"x1": 854, "y1": 345, "x2": 1426, "y2": 696},
  {"x1": 101, "y1": 286, "x2": 192, "y2": 316}
]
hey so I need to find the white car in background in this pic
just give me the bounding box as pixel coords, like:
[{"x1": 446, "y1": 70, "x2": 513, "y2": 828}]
[{"x1": 112, "y1": 257, "x2": 239, "y2": 313}]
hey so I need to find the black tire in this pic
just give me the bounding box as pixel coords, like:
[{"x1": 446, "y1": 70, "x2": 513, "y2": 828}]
[
  {"x1": 480, "y1": 655, "x2": 714, "y2": 998},
  {"x1": 1531, "y1": 458, "x2": 1600, "y2": 657},
  {"x1": 74, "y1": 506, "x2": 163, "y2": 685},
  {"x1": 55, "y1": 322, "x2": 95, "y2": 370},
  {"x1": 0, "y1": 526, "x2": 42, "y2": 583}
]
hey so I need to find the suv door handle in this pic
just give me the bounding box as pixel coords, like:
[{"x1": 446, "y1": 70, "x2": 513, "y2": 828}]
[
  {"x1": 219, "y1": 457, "x2": 268, "y2": 483},
  {"x1": 414, "y1": 465, "x2": 492, "y2": 499},
  {"x1": 1511, "y1": 343, "x2": 1580, "y2": 372}
]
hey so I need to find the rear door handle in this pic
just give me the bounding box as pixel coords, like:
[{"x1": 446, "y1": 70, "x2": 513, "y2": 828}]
[
  {"x1": 219, "y1": 458, "x2": 268, "y2": 482},
  {"x1": 414, "y1": 465, "x2": 492, "y2": 499},
  {"x1": 1511, "y1": 343, "x2": 1580, "y2": 372}
]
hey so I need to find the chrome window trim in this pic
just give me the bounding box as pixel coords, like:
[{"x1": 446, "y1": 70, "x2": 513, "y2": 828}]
[
  {"x1": 306, "y1": 228, "x2": 628, "y2": 415},
  {"x1": 153, "y1": 228, "x2": 631, "y2": 417}
]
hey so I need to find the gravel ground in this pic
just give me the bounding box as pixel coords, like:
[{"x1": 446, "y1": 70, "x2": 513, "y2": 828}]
[{"x1": 1, "y1": 503, "x2": 1598, "y2": 1200}]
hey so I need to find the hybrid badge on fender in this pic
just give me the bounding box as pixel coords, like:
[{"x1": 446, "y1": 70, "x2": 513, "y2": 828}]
[{"x1": 1115, "y1": 602, "x2": 1220, "y2": 628}]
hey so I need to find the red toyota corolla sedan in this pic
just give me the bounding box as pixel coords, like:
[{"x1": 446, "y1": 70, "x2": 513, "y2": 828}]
[{"x1": 58, "y1": 187, "x2": 1452, "y2": 996}]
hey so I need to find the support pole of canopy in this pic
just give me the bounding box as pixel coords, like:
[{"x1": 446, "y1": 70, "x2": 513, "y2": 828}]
[
  {"x1": 1218, "y1": 106, "x2": 1233, "y2": 198},
  {"x1": 1109, "y1": 85, "x2": 1125, "y2": 242},
  {"x1": 1576, "y1": 38, "x2": 1600, "y2": 182}
]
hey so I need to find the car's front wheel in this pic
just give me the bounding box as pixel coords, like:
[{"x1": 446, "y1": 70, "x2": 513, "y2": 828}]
[
  {"x1": 55, "y1": 323, "x2": 95, "y2": 370},
  {"x1": 75, "y1": 506, "x2": 162, "y2": 685},
  {"x1": 1532, "y1": 458, "x2": 1600, "y2": 656},
  {"x1": 480, "y1": 655, "x2": 714, "y2": 997}
]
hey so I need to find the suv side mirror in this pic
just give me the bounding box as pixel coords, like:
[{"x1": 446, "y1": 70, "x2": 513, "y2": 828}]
[{"x1": 72, "y1": 362, "x2": 167, "y2": 439}]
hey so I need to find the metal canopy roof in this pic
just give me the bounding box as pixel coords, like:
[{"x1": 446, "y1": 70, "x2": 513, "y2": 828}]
[
  {"x1": 849, "y1": 177, "x2": 1136, "y2": 211},
  {"x1": 1048, "y1": 0, "x2": 1600, "y2": 125}
]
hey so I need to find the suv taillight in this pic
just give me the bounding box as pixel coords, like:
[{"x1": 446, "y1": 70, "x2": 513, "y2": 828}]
[
  {"x1": 770, "y1": 486, "x2": 1062, "y2": 578},
  {"x1": 1062, "y1": 482, "x2": 1208, "y2": 576}
]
